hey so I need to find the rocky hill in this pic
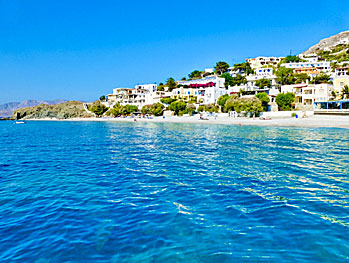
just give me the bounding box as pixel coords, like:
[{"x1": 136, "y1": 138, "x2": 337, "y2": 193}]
[
  {"x1": 302, "y1": 30, "x2": 349, "y2": 55},
  {"x1": 0, "y1": 99, "x2": 66, "y2": 118},
  {"x1": 11, "y1": 101, "x2": 93, "y2": 120}
]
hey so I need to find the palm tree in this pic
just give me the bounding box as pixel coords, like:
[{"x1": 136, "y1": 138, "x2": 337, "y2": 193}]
[{"x1": 341, "y1": 85, "x2": 349, "y2": 99}]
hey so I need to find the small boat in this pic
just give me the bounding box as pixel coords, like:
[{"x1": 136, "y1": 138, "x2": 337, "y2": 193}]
[{"x1": 15, "y1": 121, "x2": 26, "y2": 124}]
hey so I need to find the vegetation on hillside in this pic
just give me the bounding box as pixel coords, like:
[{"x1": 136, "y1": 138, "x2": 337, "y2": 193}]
[
  {"x1": 317, "y1": 44, "x2": 349, "y2": 62},
  {"x1": 11, "y1": 101, "x2": 93, "y2": 120}
]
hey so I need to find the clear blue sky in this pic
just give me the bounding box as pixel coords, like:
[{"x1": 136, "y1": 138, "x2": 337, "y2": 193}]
[{"x1": 0, "y1": 0, "x2": 348, "y2": 103}]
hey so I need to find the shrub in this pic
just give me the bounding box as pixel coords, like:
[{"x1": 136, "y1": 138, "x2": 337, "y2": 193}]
[
  {"x1": 256, "y1": 92, "x2": 270, "y2": 112},
  {"x1": 276, "y1": 92, "x2": 295, "y2": 111},
  {"x1": 169, "y1": 100, "x2": 187, "y2": 115},
  {"x1": 89, "y1": 101, "x2": 108, "y2": 116}
]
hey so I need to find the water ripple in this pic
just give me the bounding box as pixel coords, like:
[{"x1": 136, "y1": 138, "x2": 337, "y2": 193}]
[{"x1": 0, "y1": 122, "x2": 348, "y2": 262}]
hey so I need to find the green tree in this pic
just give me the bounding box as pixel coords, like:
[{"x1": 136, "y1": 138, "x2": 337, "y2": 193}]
[
  {"x1": 204, "y1": 104, "x2": 219, "y2": 113},
  {"x1": 231, "y1": 74, "x2": 247, "y2": 86},
  {"x1": 217, "y1": 94, "x2": 230, "y2": 108},
  {"x1": 311, "y1": 73, "x2": 331, "y2": 84},
  {"x1": 256, "y1": 92, "x2": 270, "y2": 112},
  {"x1": 169, "y1": 100, "x2": 187, "y2": 115},
  {"x1": 108, "y1": 103, "x2": 126, "y2": 117},
  {"x1": 186, "y1": 103, "x2": 196, "y2": 115},
  {"x1": 276, "y1": 67, "x2": 295, "y2": 85},
  {"x1": 275, "y1": 92, "x2": 295, "y2": 111},
  {"x1": 160, "y1": 97, "x2": 176, "y2": 105},
  {"x1": 124, "y1": 105, "x2": 138, "y2": 114},
  {"x1": 89, "y1": 101, "x2": 108, "y2": 116},
  {"x1": 294, "y1": 73, "x2": 310, "y2": 84},
  {"x1": 255, "y1": 78, "x2": 271, "y2": 89},
  {"x1": 224, "y1": 95, "x2": 240, "y2": 112},
  {"x1": 166, "y1": 77, "x2": 177, "y2": 92},
  {"x1": 284, "y1": 55, "x2": 301, "y2": 63},
  {"x1": 220, "y1": 73, "x2": 234, "y2": 87},
  {"x1": 99, "y1": 95, "x2": 106, "y2": 101},
  {"x1": 157, "y1": 85, "x2": 165, "y2": 91},
  {"x1": 233, "y1": 62, "x2": 254, "y2": 75},
  {"x1": 151, "y1": 103, "x2": 165, "y2": 116},
  {"x1": 221, "y1": 72, "x2": 248, "y2": 87},
  {"x1": 188, "y1": 70, "x2": 203, "y2": 79},
  {"x1": 214, "y1": 61, "x2": 229, "y2": 76},
  {"x1": 224, "y1": 95, "x2": 263, "y2": 116},
  {"x1": 197, "y1": 105, "x2": 205, "y2": 112},
  {"x1": 141, "y1": 105, "x2": 153, "y2": 115},
  {"x1": 341, "y1": 85, "x2": 349, "y2": 99}
]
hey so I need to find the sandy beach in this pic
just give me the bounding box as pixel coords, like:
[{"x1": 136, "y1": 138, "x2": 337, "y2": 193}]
[{"x1": 27, "y1": 114, "x2": 349, "y2": 129}]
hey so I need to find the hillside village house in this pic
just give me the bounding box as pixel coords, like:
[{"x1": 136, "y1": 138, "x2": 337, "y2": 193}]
[
  {"x1": 298, "y1": 54, "x2": 319, "y2": 63},
  {"x1": 333, "y1": 67, "x2": 349, "y2": 96},
  {"x1": 135, "y1": 83, "x2": 157, "y2": 93},
  {"x1": 228, "y1": 67, "x2": 278, "y2": 94},
  {"x1": 146, "y1": 90, "x2": 172, "y2": 104},
  {"x1": 174, "y1": 76, "x2": 227, "y2": 104},
  {"x1": 281, "y1": 83, "x2": 334, "y2": 110},
  {"x1": 246, "y1": 56, "x2": 284, "y2": 69},
  {"x1": 294, "y1": 67, "x2": 320, "y2": 75},
  {"x1": 281, "y1": 61, "x2": 331, "y2": 73},
  {"x1": 107, "y1": 86, "x2": 150, "y2": 109}
]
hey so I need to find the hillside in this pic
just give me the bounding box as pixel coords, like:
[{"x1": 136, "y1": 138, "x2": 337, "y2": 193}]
[
  {"x1": 0, "y1": 99, "x2": 66, "y2": 118},
  {"x1": 302, "y1": 30, "x2": 349, "y2": 58},
  {"x1": 11, "y1": 101, "x2": 93, "y2": 120}
]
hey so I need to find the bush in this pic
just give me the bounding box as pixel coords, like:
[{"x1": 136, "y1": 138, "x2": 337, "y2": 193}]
[
  {"x1": 160, "y1": 97, "x2": 176, "y2": 105},
  {"x1": 276, "y1": 92, "x2": 295, "y2": 111},
  {"x1": 217, "y1": 94, "x2": 230, "y2": 109},
  {"x1": 169, "y1": 100, "x2": 187, "y2": 115},
  {"x1": 89, "y1": 101, "x2": 108, "y2": 116},
  {"x1": 256, "y1": 92, "x2": 270, "y2": 112},
  {"x1": 186, "y1": 103, "x2": 196, "y2": 115},
  {"x1": 109, "y1": 103, "x2": 138, "y2": 117},
  {"x1": 224, "y1": 95, "x2": 263, "y2": 116},
  {"x1": 141, "y1": 103, "x2": 165, "y2": 116},
  {"x1": 197, "y1": 105, "x2": 205, "y2": 112}
]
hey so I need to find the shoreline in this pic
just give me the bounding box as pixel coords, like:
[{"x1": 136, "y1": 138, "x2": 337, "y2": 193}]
[{"x1": 22, "y1": 115, "x2": 349, "y2": 129}]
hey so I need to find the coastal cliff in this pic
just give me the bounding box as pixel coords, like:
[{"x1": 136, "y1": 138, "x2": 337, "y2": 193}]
[{"x1": 11, "y1": 101, "x2": 93, "y2": 120}]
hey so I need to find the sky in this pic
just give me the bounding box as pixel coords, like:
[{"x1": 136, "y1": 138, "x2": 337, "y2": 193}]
[{"x1": 0, "y1": 0, "x2": 348, "y2": 104}]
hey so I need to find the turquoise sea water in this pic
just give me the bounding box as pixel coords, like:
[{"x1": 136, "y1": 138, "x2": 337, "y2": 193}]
[{"x1": 0, "y1": 121, "x2": 348, "y2": 262}]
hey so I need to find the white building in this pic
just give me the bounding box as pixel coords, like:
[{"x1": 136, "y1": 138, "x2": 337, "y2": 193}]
[
  {"x1": 135, "y1": 83, "x2": 157, "y2": 93},
  {"x1": 204, "y1": 68, "x2": 214, "y2": 73},
  {"x1": 335, "y1": 67, "x2": 349, "y2": 77},
  {"x1": 298, "y1": 54, "x2": 319, "y2": 63},
  {"x1": 178, "y1": 76, "x2": 225, "y2": 88},
  {"x1": 281, "y1": 83, "x2": 334, "y2": 109},
  {"x1": 145, "y1": 91, "x2": 172, "y2": 105},
  {"x1": 281, "y1": 61, "x2": 331, "y2": 73},
  {"x1": 246, "y1": 56, "x2": 284, "y2": 69},
  {"x1": 175, "y1": 76, "x2": 227, "y2": 104},
  {"x1": 107, "y1": 87, "x2": 150, "y2": 109}
]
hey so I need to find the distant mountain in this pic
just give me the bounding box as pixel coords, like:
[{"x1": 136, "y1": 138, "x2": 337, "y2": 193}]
[
  {"x1": 302, "y1": 30, "x2": 349, "y2": 55},
  {"x1": 0, "y1": 99, "x2": 67, "y2": 117}
]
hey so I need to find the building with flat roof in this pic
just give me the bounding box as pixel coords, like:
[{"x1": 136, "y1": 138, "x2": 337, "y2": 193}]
[
  {"x1": 175, "y1": 76, "x2": 227, "y2": 104},
  {"x1": 107, "y1": 87, "x2": 150, "y2": 109},
  {"x1": 281, "y1": 61, "x2": 331, "y2": 73},
  {"x1": 246, "y1": 56, "x2": 284, "y2": 69},
  {"x1": 281, "y1": 83, "x2": 334, "y2": 110}
]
